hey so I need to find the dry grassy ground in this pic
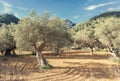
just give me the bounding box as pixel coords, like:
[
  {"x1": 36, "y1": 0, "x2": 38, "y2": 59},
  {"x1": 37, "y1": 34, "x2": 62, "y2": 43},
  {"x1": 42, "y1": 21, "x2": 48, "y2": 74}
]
[{"x1": 0, "y1": 50, "x2": 120, "y2": 81}]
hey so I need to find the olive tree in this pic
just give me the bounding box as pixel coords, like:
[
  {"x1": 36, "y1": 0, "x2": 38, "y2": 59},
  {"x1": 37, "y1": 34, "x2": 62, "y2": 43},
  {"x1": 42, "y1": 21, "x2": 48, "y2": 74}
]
[
  {"x1": 13, "y1": 12, "x2": 53, "y2": 69},
  {"x1": 95, "y1": 17, "x2": 120, "y2": 57},
  {"x1": 74, "y1": 27, "x2": 101, "y2": 55},
  {"x1": 48, "y1": 17, "x2": 72, "y2": 55},
  {"x1": 0, "y1": 24, "x2": 16, "y2": 56}
]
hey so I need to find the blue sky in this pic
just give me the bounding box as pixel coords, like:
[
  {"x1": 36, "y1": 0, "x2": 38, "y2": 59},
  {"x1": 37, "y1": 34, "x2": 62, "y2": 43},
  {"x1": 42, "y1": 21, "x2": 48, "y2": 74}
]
[{"x1": 0, "y1": 0, "x2": 120, "y2": 23}]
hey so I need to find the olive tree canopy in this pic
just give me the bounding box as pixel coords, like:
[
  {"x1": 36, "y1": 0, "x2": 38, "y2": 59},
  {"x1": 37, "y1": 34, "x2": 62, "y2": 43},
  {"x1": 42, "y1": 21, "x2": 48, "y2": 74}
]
[
  {"x1": 13, "y1": 11, "x2": 72, "y2": 68},
  {"x1": 13, "y1": 12, "x2": 53, "y2": 68},
  {"x1": 0, "y1": 24, "x2": 16, "y2": 56},
  {"x1": 95, "y1": 17, "x2": 120, "y2": 57}
]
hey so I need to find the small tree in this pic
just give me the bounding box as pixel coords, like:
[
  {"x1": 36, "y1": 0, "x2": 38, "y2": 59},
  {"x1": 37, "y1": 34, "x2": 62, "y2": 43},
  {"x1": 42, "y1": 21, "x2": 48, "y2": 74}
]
[
  {"x1": 0, "y1": 24, "x2": 16, "y2": 56},
  {"x1": 74, "y1": 27, "x2": 100, "y2": 55},
  {"x1": 48, "y1": 17, "x2": 72, "y2": 55}
]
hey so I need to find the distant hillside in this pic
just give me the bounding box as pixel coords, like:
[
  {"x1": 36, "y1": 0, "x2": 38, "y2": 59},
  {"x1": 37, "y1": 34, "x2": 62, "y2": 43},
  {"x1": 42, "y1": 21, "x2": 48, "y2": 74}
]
[
  {"x1": 63, "y1": 19, "x2": 76, "y2": 28},
  {"x1": 72, "y1": 11, "x2": 120, "y2": 32},
  {"x1": 0, "y1": 14, "x2": 19, "y2": 26},
  {"x1": 90, "y1": 11, "x2": 120, "y2": 20}
]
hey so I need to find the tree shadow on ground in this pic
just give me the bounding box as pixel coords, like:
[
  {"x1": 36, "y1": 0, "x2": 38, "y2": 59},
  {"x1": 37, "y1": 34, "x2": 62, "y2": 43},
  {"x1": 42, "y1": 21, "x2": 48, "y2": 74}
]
[
  {"x1": 29, "y1": 63, "x2": 120, "y2": 81},
  {"x1": 45, "y1": 53, "x2": 110, "y2": 60},
  {"x1": 53, "y1": 62, "x2": 120, "y2": 80},
  {"x1": 0, "y1": 56, "x2": 38, "y2": 81},
  {"x1": 0, "y1": 52, "x2": 119, "y2": 81}
]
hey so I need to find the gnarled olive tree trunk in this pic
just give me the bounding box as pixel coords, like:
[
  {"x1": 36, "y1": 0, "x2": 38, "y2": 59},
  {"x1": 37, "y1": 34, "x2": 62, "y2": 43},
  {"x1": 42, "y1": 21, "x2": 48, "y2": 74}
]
[
  {"x1": 35, "y1": 42, "x2": 52, "y2": 69},
  {"x1": 110, "y1": 49, "x2": 120, "y2": 58},
  {"x1": 4, "y1": 49, "x2": 11, "y2": 56},
  {"x1": 107, "y1": 45, "x2": 120, "y2": 58}
]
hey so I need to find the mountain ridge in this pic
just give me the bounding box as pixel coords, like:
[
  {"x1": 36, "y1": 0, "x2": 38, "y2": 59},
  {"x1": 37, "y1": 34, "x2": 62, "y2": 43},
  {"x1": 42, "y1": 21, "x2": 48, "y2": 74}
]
[
  {"x1": 0, "y1": 14, "x2": 19, "y2": 26},
  {"x1": 90, "y1": 11, "x2": 120, "y2": 20}
]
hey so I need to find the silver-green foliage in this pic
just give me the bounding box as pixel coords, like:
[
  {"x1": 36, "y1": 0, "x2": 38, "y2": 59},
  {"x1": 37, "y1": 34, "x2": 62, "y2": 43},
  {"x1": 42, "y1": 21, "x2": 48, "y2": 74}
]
[
  {"x1": 72, "y1": 21, "x2": 102, "y2": 55},
  {"x1": 95, "y1": 17, "x2": 120, "y2": 57},
  {"x1": 48, "y1": 17, "x2": 72, "y2": 54},
  {"x1": 13, "y1": 11, "x2": 72, "y2": 68},
  {"x1": 0, "y1": 24, "x2": 15, "y2": 51}
]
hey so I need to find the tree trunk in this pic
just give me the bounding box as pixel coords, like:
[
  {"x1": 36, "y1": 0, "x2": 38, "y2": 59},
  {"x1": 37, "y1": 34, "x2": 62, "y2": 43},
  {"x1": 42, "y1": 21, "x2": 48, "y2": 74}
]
[
  {"x1": 107, "y1": 45, "x2": 113, "y2": 53},
  {"x1": 35, "y1": 42, "x2": 52, "y2": 69},
  {"x1": 54, "y1": 47, "x2": 59, "y2": 55},
  {"x1": 0, "y1": 50, "x2": 4, "y2": 55},
  {"x1": 36, "y1": 50, "x2": 52, "y2": 69},
  {"x1": 110, "y1": 49, "x2": 120, "y2": 58},
  {"x1": 90, "y1": 48, "x2": 94, "y2": 55},
  {"x1": 4, "y1": 49, "x2": 11, "y2": 56},
  {"x1": 107, "y1": 46, "x2": 120, "y2": 57},
  {"x1": 32, "y1": 46, "x2": 37, "y2": 55},
  {"x1": 32, "y1": 50, "x2": 36, "y2": 55},
  {"x1": 36, "y1": 51, "x2": 41, "y2": 66},
  {"x1": 11, "y1": 49, "x2": 17, "y2": 56},
  {"x1": 107, "y1": 45, "x2": 115, "y2": 57}
]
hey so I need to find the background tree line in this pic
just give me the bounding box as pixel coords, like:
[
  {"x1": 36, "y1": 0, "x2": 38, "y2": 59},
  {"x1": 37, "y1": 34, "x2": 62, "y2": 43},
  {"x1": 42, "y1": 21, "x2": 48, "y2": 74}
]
[{"x1": 72, "y1": 11, "x2": 120, "y2": 57}]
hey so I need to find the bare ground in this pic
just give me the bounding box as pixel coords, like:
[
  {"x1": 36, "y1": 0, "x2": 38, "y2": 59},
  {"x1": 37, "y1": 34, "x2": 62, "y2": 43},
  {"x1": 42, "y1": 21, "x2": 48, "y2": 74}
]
[{"x1": 0, "y1": 50, "x2": 120, "y2": 81}]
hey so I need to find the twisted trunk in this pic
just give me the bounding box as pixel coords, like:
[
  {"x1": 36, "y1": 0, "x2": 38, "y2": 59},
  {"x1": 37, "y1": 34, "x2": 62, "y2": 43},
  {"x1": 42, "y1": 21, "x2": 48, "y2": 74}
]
[
  {"x1": 107, "y1": 45, "x2": 120, "y2": 57},
  {"x1": 110, "y1": 49, "x2": 120, "y2": 57},
  {"x1": 35, "y1": 42, "x2": 52, "y2": 69},
  {"x1": 107, "y1": 45, "x2": 117, "y2": 57},
  {"x1": 4, "y1": 49, "x2": 11, "y2": 56}
]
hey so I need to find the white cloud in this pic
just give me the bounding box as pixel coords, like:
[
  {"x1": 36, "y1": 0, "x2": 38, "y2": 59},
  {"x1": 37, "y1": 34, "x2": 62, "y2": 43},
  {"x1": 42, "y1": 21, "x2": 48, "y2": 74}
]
[
  {"x1": 85, "y1": 1, "x2": 118, "y2": 10},
  {"x1": 0, "y1": 0, "x2": 13, "y2": 13},
  {"x1": 16, "y1": 7, "x2": 29, "y2": 11},
  {"x1": 74, "y1": 16, "x2": 79, "y2": 19},
  {"x1": 107, "y1": 7, "x2": 120, "y2": 11},
  {"x1": 0, "y1": 0, "x2": 28, "y2": 13}
]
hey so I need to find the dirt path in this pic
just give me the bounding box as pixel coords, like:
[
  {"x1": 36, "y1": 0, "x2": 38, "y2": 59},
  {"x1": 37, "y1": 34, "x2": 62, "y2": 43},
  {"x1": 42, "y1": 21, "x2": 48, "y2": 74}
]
[{"x1": 0, "y1": 51, "x2": 120, "y2": 81}]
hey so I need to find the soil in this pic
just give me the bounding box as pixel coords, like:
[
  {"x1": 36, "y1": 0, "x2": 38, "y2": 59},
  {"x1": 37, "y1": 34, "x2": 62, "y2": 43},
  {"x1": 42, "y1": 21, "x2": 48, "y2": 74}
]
[{"x1": 0, "y1": 50, "x2": 120, "y2": 81}]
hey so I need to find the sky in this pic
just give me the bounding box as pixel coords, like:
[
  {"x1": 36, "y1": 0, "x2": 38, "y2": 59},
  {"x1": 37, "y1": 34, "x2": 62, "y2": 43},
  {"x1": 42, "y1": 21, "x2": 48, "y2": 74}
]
[{"x1": 0, "y1": 0, "x2": 120, "y2": 23}]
